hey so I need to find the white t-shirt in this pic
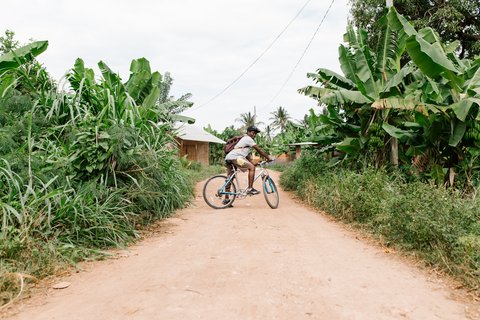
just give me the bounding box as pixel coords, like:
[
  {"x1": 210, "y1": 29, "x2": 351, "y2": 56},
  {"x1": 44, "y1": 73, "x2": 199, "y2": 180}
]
[{"x1": 225, "y1": 135, "x2": 256, "y2": 160}]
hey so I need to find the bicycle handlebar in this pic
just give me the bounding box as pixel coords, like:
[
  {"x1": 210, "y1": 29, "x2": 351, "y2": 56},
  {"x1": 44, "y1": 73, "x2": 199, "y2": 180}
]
[{"x1": 256, "y1": 159, "x2": 275, "y2": 166}]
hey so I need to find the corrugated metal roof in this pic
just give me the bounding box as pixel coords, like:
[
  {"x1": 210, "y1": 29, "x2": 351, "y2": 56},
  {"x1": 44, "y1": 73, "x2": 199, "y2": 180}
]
[
  {"x1": 176, "y1": 125, "x2": 225, "y2": 144},
  {"x1": 288, "y1": 142, "x2": 318, "y2": 146}
]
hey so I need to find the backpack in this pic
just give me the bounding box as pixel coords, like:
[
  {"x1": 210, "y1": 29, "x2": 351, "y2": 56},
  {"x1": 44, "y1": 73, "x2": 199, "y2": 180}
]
[{"x1": 223, "y1": 135, "x2": 243, "y2": 154}]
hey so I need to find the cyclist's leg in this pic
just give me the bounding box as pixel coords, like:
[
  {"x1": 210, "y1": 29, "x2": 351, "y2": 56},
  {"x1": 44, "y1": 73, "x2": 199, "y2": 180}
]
[
  {"x1": 232, "y1": 157, "x2": 255, "y2": 189},
  {"x1": 245, "y1": 161, "x2": 255, "y2": 188},
  {"x1": 225, "y1": 161, "x2": 235, "y2": 199}
]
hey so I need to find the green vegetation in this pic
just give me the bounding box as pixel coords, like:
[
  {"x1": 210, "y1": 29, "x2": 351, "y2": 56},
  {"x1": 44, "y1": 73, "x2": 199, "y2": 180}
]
[
  {"x1": 206, "y1": 105, "x2": 316, "y2": 165},
  {"x1": 280, "y1": 7, "x2": 480, "y2": 292},
  {"x1": 281, "y1": 154, "x2": 480, "y2": 291},
  {"x1": 300, "y1": 7, "x2": 480, "y2": 190},
  {"x1": 349, "y1": 0, "x2": 480, "y2": 59},
  {"x1": 0, "y1": 31, "x2": 201, "y2": 306}
]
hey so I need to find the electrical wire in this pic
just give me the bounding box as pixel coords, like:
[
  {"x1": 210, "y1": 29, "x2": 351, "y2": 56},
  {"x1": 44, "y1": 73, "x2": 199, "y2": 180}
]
[
  {"x1": 263, "y1": 0, "x2": 336, "y2": 108},
  {"x1": 190, "y1": 0, "x2": 313, "y2": 112}
]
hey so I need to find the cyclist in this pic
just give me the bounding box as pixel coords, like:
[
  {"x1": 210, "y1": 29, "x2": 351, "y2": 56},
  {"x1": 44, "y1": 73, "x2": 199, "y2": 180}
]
[{"x1": 224, "y1": 125, "x2": 273, "y2": 205}]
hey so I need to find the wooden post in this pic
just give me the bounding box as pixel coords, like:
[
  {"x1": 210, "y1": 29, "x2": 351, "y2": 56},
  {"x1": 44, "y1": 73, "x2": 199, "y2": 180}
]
[
  {"x1": 295, "y1": 145, "x2": 301, "y2": 159},
  {"x1": 390, "y1": 137, "x2": 399, "y2": 166}
]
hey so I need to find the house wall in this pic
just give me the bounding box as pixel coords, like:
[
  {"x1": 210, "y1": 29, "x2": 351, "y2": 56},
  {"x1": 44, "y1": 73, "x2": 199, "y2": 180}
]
[
  {"x1": 177, "y1": 139, "x2": 210, "y2": 165},
  {"x1": 275, "y1": 152, "x2": 295, "y2": 164}
]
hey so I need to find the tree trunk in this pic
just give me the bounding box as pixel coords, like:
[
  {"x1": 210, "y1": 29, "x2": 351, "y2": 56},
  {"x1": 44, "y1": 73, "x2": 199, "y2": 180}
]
[
  {"x1": 448, "y1": 167, "x2": 456, "y2": 188},
  {"x1": 390, "y1": 137, "x2": 399, "y2": 166}
]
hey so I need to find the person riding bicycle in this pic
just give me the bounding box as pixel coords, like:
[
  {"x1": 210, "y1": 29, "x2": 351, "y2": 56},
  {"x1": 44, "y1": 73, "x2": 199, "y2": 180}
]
[{"x1": 224, "y1": 126, "x2": 273, "y2": 203}]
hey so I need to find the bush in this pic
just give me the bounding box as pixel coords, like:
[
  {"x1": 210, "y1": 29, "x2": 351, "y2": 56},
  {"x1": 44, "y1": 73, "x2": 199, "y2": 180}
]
[{"x1": 281, "y1": 159, "x2": 480, "y2": 291}]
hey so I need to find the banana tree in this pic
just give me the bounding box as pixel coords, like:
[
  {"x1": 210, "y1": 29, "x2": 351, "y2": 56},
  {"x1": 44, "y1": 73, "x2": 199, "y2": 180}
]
[
  {"x1": 63, "y1": 57, "x2": 195, "y2": 181},
  {"x1": 371, "y1": 8, "x2": 480, "y2": 185},
  {"x1": 300, "y1": 7, "x2": 480, "y2": 186},
  {"x1": 300, "y1": 16, "x2": 409, "y2": 166},
  {"x1": 0, "y1": 41, "x2": 49, "y2": 97},
  {"x1": 66, "y1": 57, "x2": 194, "y2": 127}
]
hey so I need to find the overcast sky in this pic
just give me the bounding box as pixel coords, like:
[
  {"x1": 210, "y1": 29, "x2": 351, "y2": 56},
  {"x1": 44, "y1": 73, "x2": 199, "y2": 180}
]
[{"x1": 1, "y1": 0, "x2": 350, "y2": 131}]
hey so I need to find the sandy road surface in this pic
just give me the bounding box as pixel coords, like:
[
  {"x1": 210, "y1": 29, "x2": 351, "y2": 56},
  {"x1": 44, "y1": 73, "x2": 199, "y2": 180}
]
[{"x1": 2, "y1": 171, "x2": 479, "y2": 320}]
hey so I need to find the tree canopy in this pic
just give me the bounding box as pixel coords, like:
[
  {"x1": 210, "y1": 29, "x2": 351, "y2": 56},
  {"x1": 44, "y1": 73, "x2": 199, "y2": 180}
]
[
  {"x1": 0, "y1": 30, "x2": 19, "y2": 54},
  {"x1": 349, "y1": 0, "x2": 480, "y2": 58}
]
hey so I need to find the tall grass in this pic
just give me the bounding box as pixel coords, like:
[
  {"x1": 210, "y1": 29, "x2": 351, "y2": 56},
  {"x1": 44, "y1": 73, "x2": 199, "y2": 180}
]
[
  {"x1": 281, "y1": 154, "x2": 480, "y2": 292},
  {"x1": 0, "y1": 55, "x2": 202, "y2": 307}
]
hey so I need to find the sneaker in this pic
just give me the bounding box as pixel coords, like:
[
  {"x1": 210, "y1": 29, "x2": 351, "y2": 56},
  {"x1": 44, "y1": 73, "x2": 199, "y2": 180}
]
[
  {"x1": 246, "y1": 188, "x2": 260, "y2": 195},
  {"x1": 222, "y1": 199, "x2": 233, "y2": 207}
]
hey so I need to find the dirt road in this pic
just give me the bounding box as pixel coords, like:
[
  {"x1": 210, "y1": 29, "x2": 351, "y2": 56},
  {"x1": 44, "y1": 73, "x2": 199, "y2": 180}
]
[{"x1": 3, "y1": 171, "x2": 479, "y2": 319}]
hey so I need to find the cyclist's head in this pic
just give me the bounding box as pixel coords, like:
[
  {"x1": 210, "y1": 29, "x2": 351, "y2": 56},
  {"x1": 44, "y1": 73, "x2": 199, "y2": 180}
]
[{"x1": 246, "y1": 126, "x2": 261, "y2": 134}]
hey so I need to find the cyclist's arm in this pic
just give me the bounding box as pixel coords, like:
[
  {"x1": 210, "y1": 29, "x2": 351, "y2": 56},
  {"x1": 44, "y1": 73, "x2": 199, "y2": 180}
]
[{"x1": 252, "y1": 145, "x2": 273, "y2": 162}]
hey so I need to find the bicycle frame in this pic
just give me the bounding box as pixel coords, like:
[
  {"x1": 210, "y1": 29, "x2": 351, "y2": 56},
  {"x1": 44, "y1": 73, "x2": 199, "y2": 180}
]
[
  {"x1": 221, "y1": 161, "x2": 270, "y2": 198},
  {"x1": 202, "y1": 160, "x2": 279, "y2": 209}
]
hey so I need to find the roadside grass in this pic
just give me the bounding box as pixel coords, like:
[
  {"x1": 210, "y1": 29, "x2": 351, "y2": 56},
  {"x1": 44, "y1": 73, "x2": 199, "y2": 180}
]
[
  {"x1": 280, "y1": 155, "x2": 480, "y2": 293},
  {"x1": 0, "y1": 161, "x2": 220, "y2": 308},
  {"x1": 267, "y1": 161, "x2": 290, "y2": 172},
  {"x1": 179, "y1": 157, "x2": 224, "y2": 183}
]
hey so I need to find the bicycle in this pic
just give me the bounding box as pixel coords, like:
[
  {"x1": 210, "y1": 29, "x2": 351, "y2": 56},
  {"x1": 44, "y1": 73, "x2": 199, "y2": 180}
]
[{"x1": 202, "y1": 160, "x2": 279, "y2": 209}]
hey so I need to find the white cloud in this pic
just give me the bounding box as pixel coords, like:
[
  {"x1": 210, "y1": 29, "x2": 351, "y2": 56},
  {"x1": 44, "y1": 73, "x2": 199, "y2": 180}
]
[{"x1": 1, "y1": 0, "x2": 350, "y2": 131}]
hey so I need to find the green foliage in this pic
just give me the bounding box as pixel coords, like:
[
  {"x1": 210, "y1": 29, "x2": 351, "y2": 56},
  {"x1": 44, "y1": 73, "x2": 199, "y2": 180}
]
[
  {"x1": 266, "y1": 162, "x2": 289, "y2": 172},
  {"x1": 0, "y1": 41, "x2": 48, "y2": 72},
  {"x1": 0, "y1": 30, "x2": 19, "y2": 54},
  {"x1": 349, "y1": 0, "x2": 480, "y2": 59},
  {"x1": 0, "y1": 31, "x2": 201, "y2": 304},
  {"x1": 281, "y1": 154, "x2": 480, "y2": 290},
  {"x1": 300, "y1": 8, "x2": 480, "y2": 189}
]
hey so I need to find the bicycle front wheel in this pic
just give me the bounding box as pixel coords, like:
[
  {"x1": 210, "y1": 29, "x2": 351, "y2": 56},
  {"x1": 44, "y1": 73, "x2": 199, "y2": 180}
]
[
  {"x1": 263, "y1": 176, "x2": 279, "y2": 209},
  {"x1": 203, "y1": 175, "x2": 237, "y2": 209}
]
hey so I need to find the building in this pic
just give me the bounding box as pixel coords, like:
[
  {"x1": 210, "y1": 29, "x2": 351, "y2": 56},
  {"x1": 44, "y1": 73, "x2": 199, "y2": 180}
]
[
  {"x1": 288, "y1": 142, "x2": 319, "y2": 159},
  {"x1": 176, "y1": 125, "x2": 225, "y2": 165}
]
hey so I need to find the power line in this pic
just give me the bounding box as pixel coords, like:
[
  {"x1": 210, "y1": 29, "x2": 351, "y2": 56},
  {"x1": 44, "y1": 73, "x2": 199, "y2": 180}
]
[
  {"x1": 264, "y1": 0, "x2": 336, "y2": 108},
  {"x1": 190, "y1": 0, "x2": 313, "y2": 112}
]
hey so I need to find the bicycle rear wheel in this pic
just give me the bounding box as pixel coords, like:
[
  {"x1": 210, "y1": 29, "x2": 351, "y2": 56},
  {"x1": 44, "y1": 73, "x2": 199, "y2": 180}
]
[
  {"x1": 263, "y1": 176, "x2": 279, "y2": 209},
  {"x1": 203, "y1": 175, "x2": 237, "y2": 209}
]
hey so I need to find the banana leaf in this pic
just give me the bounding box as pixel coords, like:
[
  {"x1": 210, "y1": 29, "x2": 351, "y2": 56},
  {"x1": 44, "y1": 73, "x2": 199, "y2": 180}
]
[
  {"x1": 158, "y1": 100, "x2": 192, "y2": 112},
  {"x1": 0, "y1": 72, "x2": 16, "y2": 97},
  {"x1": 464, "y1": 64, "x2": 480, "y2": 94},
  {"x1": 171, "y1": 114, "x2": 195, "y2": 124},
  {"x1": 0, "y1": 41, "x2": 48, "y2": 71},
  {"x1": 354, "y1": 47, "x2": 378, "y2": 99},
  {"x1": 449, "y1": 120, "x2": 467, "y2": 147},
  {"x1": 300, "y1": 86, "x2": 372, "y2": 105},
  {"x1": 344, "y1": 25, "x2": 368, "y2": 49},
  {"x1": 335, "y1": 137, "x2": 361, "y2": 154},
  {"x1": 143, "y1": 86, "x2": 160, "y2": 109},
  {"x1": 98, "y1": 61, "x2": 123, "y2": 89},
  {"x1": 381, "y1": 64, "x2": 415, "y2": 94},
  {"x1": 338, "y1": 45, "x2": 357, "y2": 83},
  {"x1": 449, "y1": 98, "x2": 480, "y2": 122},
  {"x1": 307, "y1": 69, "x2": 355, "y2": 90},
  {"x1": 388, "y1": 8, "x2": 459, "y2": 80},
  {"x1": 372, "y1": 97, "x2": 441, "y2": 115},
  {"x1": 382, "y1": 123, "x2": 414, "y2": 141},
  {"x1": 387, "y1": 7, "x2": 416, "y2": 37},
  {"x1": 126, "y1": 58, "x2": 154, "y2": 101},
  {"x1": 377, "y1": 15, "x2": 399, "y2": 80}
]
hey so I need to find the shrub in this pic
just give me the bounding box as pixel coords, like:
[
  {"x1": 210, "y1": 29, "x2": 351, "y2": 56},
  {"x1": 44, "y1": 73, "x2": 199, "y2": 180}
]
[{"x1": 281, "y1": 161, "x2": 480, "y2": 291}]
